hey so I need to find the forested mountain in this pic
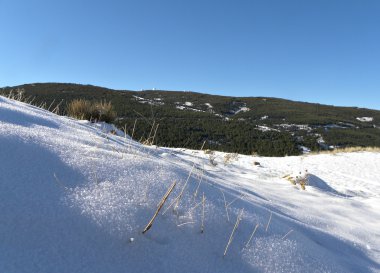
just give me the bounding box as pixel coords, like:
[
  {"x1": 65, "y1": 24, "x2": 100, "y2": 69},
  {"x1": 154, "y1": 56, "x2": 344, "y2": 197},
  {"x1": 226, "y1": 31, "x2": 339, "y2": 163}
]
[{"x1": 2, "y1": 83, "x2": 380, "y2": 156}]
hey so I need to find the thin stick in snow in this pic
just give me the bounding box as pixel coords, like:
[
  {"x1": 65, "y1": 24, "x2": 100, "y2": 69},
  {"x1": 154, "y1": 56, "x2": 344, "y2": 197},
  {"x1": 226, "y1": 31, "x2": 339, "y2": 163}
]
[
  {"x1": 201, "y1": 193, "x2": 206, "y2": 233},
  {"x1": 142, "y1": 181, "x2": 176, "y2": 234},
  {"x1": 173, "y1": 163, "x2": 196, "y2": 211},
  {"x1": 53, "y1": 173, "x2": 68, "y2": 190},
  {"x1": 265, "y1": 211, "x2": 272, "y2": 232},
  {"x1": 227, "y1": 193, "x2": 245, "y2": 207},
  {"x1": 220, "y1": 189, "x2": 230, "y2": 222},
  {"x1": 53, "y1": 99, "x2": 64, "y2": 114},
  {"x1": 123, "y1": 124, "x2": 127, "y2": 139},
  {"x1": 177, "y1": 221, "x2": 195, "y2": 227},
  {"x1": 151, "y1": 123, "x2": 159, "y2": 146},
  {"x1": 147, "y1": 120, "x2": 155, "y2": 144},
  {"x1": 111, "y1": 145, "x2": 122, "y2": 158},
  {"x1": 193, "y1": 169, "x2": 204, "y2": 199},
  {"x1": 193, "y1": 141, "x2": 206, "y2": 198},
  {"x1": 223, "y1": 209, "x2": 244, "y2": 257},
  {"x1": 47, "y1": 99, "x2": 56, "y2": 111},
  {"x1": 39, "y1": 101, "x2": 46, "y2": 109},
  {"x1": 161, "y1": 193, "x2": 180, "y2": 215},
  {"x1": 131, "y1": 119, "x2": 137, "y2": 140},
  {"x1": 281, "y1": 229, "x2": 293, "y2": 240},
  {"x1": 28, "y1": 96, "x2": 36, "y2": 106},
  {"x1": 200, "y1": 140, "x2": 206, "y2": 151},
  {"x1": 245, "y1": 224, "x2": 259, "y2": 248},
  {"x1": 163, "y1": 141, "x2": 206, "y2": 215},
  {"x1": 188, "y1": 199, "x2": 204, "y2": 213}
]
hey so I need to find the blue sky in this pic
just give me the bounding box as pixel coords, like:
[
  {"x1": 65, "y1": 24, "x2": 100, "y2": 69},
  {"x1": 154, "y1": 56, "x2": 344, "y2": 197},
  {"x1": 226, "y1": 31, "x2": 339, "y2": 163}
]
[{"x1": 1, "y1": 0, "x2": 379, "y2": 109}]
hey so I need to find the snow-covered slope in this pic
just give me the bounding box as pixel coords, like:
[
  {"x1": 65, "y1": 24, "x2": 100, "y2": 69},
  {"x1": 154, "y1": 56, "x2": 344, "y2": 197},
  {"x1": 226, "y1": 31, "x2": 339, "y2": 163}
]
[{"x1": 1, "y1": 96, "x2": 379, "y2": 273}]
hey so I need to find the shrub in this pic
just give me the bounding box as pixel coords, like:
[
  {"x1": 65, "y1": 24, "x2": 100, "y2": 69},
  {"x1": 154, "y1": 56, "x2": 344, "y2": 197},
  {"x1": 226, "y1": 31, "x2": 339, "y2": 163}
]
[
  {"x1": 67, "y1": 99, "x2": 95, "y2": 120},
  {"x1": 67, "y1": 99, "x2": 116, "y2": 122},
  {"x1": 94, "y1": 101, "x2": 116, "y2": 123}
]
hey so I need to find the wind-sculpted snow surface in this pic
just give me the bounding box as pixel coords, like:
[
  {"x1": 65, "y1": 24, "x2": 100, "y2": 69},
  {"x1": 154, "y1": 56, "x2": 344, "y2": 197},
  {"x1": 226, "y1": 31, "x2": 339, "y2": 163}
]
[{"x1": 0, "y1": 96, "x2": 379, "y2": 273}]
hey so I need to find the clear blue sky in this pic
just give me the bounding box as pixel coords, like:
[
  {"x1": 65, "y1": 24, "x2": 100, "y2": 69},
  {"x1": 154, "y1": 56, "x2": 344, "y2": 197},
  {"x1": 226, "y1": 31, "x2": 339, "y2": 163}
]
[{"x1": 1, "y1": 0, "x2": 379, "y2": 109}]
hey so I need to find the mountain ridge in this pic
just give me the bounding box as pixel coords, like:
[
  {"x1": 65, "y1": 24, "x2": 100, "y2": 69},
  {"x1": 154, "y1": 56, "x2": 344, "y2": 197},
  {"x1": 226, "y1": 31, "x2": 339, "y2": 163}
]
[
  {"x1": 3, "y1": 82, "x2": 378, "y2": 111},
  {"x1": 1, "y1": 82, "x2": 380, "y2": 156}
]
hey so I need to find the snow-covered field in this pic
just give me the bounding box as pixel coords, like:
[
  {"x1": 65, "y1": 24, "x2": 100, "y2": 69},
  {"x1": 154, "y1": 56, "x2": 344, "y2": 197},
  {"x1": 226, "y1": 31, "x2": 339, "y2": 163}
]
[{"x1": 1, "y1": 96, "x2": 379, "y2": 273}]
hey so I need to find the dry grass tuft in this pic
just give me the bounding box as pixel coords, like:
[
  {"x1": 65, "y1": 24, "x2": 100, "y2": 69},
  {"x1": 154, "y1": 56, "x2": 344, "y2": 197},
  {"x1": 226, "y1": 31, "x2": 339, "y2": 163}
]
[
  {"x1": 67, "y1": 99, "x2": 94, "y2": 120},
  {"x1": 67, "y1": 99, "x2": 116, "y2": 122},
  {"x1": 223, "y1": 153, "x2": 239, "y2": 165},
  {"x1": 203, "y1": 149, "x2": 212, "y2": 154},
  {"x1": 94, "y1": 100, "x2": 117, "y2": 123}
]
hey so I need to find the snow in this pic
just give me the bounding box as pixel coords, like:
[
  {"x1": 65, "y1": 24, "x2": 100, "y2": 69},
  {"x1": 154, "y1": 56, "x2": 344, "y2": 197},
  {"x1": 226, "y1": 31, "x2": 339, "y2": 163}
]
[
  {"x1": 176, "y1": 105, "x2": 204, "y2": 112},
  {"x1": 205, "y1": 103, "x2": 213, "y2": 108},
  {"x1": 184, "y1": 101, "x2": 193, "y2": 106},
  {"x1": 176, "y1": 105, "x2": 186, "y2": 110},
  {"x1": 234, "y1": 107, "x2": 250, "y2": 114},
  {"x1": 257, "y1": 125, "x2": 279, "y2": 132},
  {"x1": 357, "y1": 117, "x2": 374, "y2": 122},
  {"x1": 299, "y1": 145, "x2": 311, "y2": 153},
  {"x1": 324, "y1": 124, "x2": 351, "y2": 129},
  {"x1": 276, "y1": 123, "x2": 312, "y2": 131},
  {"x1": 80, "y1": 120, "x2": 125, "y2": 137},
  {"x1": 1, "y1": 95, "x2": 380, "y2": 273},
  {"x1": 132, "y1": 95, "x2": 164, "y2": 106},
  {"x1": 132, "y1": 95, "x2": 145, "y2": 101}
]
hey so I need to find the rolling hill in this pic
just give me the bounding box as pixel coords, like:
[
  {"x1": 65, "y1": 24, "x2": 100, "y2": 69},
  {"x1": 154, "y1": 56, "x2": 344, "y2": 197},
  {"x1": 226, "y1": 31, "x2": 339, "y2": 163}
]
[{"x1": 1, "y1": 83, "x2": 380, "y2": 156}]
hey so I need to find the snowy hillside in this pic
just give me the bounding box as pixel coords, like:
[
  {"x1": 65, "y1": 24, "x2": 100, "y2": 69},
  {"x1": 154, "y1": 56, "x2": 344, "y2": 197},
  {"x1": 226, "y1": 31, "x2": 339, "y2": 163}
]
[{"x1": 1, "y1": 96, "x2": 379, "y2": 273}]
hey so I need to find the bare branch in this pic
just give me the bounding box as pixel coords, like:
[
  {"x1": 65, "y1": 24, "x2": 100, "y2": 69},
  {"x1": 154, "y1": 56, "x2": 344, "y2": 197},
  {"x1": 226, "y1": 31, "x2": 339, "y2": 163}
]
[{"x1": 142, "y1": 181, "x2": 176, "y2": 234}]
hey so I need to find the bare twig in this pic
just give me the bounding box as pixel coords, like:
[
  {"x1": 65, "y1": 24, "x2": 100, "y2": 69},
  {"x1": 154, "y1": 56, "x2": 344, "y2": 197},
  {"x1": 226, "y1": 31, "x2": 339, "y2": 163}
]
[
  {"x1": 265, "y1": 211, "x2": 272, "y2": 232},
  {"x1": 173, "y1": 163, "x2": 196, "y2": 210},
  {"x1": 52, "y1": 99, "x2": 64, "y2": 115},
  {"x1": 224, "y1": 209, "x2": 244, "y2": 256},
  {"x1": 39, "y1": 101, "x2": 47, "y2": 109},
  {"x1": 245, "y1": 224, "x2": 259, "y2": 248},
  {"x1": 193, "y1": 169, "x2": 204, "y2": 199},
  {"x1": 47, "y1": 99, "x2": 56, "y2": 111},
  {"x1": 53, "y1": 173, "x2": 68, "y2": 190},
  {"x1": 200, "y1": 140, "x2": 206, "y2": 151},
  {"x1": 151, "y1": 123, "x2": 159, "y2": 145},
  {"x1": 227, "y1": 193, "x2": 245, "y2": 207},
  {"x1": 162, "y1": 195, "x2": 179, "y2": 215},
  {"x1": 281, "y1": 229, "x2": 293, "y2": 240},
  {"x1": 188, "y1": 199, "x2": 204, "y2": 213},
  {"x1": 142, "y1": 181, "x2": 176, "y2": 234},
  {"x1": 147, "y1": 120, "x2": 155, "y2": 143},
  {"x1": 28, "y1": 96, "x2": 36, "y2": 105},
  {"x1": 177, "y1": 221, "x2": 195, "y2": 227},
  {"x1": 123, "y1": 124, "x2": 128, "y2": 139},
  {"x1": 201, "y1": 193, "x2": 206, "y2": 233},
  {"x1": 111, "y1": 145, "x2": 124, "y2": 159},
  {"x1": 163, "y1": 141, "x2": 207, "y2": 215},
  {"x1": 220, "y1": 189, "x2": 230, "y2": 222},
  {"x1": 131, "y1": 119, "x2": 137, "y2": 140}
]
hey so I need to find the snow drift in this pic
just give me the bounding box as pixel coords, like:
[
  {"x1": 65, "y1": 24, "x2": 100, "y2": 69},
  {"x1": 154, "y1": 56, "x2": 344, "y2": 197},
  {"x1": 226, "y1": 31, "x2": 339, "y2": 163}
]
[{"x1": 0, "y1": 96, "x2": 379, "y2": 273}]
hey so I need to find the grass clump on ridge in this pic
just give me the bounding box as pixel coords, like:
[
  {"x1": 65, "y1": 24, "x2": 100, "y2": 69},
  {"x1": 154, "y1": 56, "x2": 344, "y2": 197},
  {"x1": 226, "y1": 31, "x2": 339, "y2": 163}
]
[{"x1": 67, "y1": 99, "x2": 116, "y2": 123}]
